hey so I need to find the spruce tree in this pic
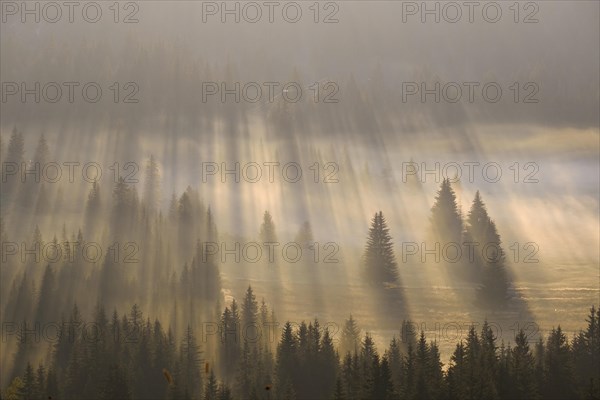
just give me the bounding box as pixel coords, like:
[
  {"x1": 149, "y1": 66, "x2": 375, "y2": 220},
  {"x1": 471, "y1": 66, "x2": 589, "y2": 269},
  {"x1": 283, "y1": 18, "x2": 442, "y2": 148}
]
[
  {"x1": 429, "y1": 178, "x2": 462, "y2": 246},
  {"x1": 21, "y1": 363, "x2": 35, "y2": 400},
  {"x1": 543, "y1": 326, "x2": 577, "y2": 400},
  {"x1": 275, "y1": 322, "x2": 298, "y2": 398},
  {"x1": 572, "y1": 306, "x2": 600, "y2": 399},
  {"x1": 512, "y1": 330, "x2": 538, "y2": 399},
  {"x1": 34, "y1": 265, "x2": 56, "y2": 325},
  {"x1": 143, "y1": 154, "x2": 161, "y2": 213},
  {"x1": 386, "y1": 337, "x2": 404, "y2": 395},
  {"x1": 242, "y1": 286, "x2": 259, "y2": 344},
  {"x1": 204, "y1": 369, "x2": 219, "y2": 400},
  {"x1": 447, "y1": 342, "x2": 467, "y2": 400},
  {"x1": 180, "y1": 325, "x2": 203, "y2": 398},
  {"x1": 260, "y1": 211, "x2": 278, "y2": 266},
  {"x1": 333, "y1": 377, "x2": 346, "y2": 400},
  {"x1": 363, "y1": 211, "x2": 398, "y2": 284},
  {"x1": 340, "y1": 315, "x2": 361, "y2": 357},
  {"x1": 479, "y1": 321, "x2": 499, "y2": 399},
  {"x1": 467, "y1": 191, "x2": 509, "y2": 308}
]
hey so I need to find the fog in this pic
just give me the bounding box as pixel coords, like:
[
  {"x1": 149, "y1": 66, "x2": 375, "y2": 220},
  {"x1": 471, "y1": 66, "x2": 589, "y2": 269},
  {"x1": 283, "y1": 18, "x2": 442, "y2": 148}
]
[{"x1": 1, "y1": 1, "x2": 598, "y2": 399}]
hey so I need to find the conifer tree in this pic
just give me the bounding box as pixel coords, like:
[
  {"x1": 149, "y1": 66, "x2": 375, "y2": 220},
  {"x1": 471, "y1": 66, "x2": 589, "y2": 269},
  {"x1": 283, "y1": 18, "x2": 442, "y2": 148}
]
[
  {"x1": 543, "y1": 326, "x2": 576, "y2": 400},
  {"x1": 260, "y1": 211, "x2": 278, "y2": 266},
  {"x1": 467, "y1": 191, "x2": 510, "y2": 307},
  {"x1": 447, "y1": 342, "x2": 467, "y2": 400},
  {"x1": 180, "y1": 325, "x2": 203, "y2": 398},
  {"x1": 572, "y1": 306, "x2": 600, "y2": 399},
  {"x1": 242, "y1": 286, "x2": 259, "y2": 341},
  {"x1": 204, "y1": 369, "x2": 219, "y2": 400},
  {"x1": 340, "y1": 315, "x2": 361, "y2": 357},
  {"x1": 363, "y1": 211, "x2": 398, "y2": 284},
  {"x1": 512, "y1": 330, "x2": 538, "y2": 399},
  {"x1": 429, "y1": 178, "x2": 462, "y2": 246},
  {"x1": 144, "y1": 155, "x2": 161, "y2": 213},
  {"x1": 3, "y1": 127, "x2": 24, "y2": 199},
  {"x1": 275, "y1": 322, "x2": 298, "y2": 398}
]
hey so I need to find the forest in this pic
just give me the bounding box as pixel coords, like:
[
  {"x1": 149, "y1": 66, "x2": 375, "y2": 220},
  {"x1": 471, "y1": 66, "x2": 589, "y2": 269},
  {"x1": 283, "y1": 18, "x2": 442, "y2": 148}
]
[
  {"x1": 2, "y1": 2, "x2": 599, "y2": 399},
  {"x1": 1, "y1": 132, "x2": 599, "y2": 399},
  {"x1": 2, "y1": 294, "x2": 600, "y2": 400}
]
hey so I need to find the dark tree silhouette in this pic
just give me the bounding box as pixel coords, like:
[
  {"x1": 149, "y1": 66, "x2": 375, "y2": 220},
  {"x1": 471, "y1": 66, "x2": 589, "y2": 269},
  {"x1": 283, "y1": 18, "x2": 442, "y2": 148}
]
[
  {"x1": 429, "y1": 178, "x2": 463, "y2": 247},
  {"x1": 466, "y1": 192, "x2": 510, "y2": 308},
  {"x1": 363, "y1": 211, "x2": 399, "y2": 284}
]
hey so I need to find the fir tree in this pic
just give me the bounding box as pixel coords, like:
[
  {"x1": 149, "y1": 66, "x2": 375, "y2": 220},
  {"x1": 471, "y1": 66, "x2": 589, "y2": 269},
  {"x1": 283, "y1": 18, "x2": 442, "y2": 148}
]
[
  {"x1": 340, "y1": 315, "x2": 361, "y2": 356},
  {"x1": 363, "y1": 211, "x2": 398, "y2": 284},
  {"x1": 429, "y1": 178, "x2": 462, "y2": 246},
  {"x1": 204, "y1": 369, "x2": 219, "y2": 400},
  {"x1": 467, "y1": 192, "x2": 510, "y2": 308},
  {"x1": 543, "y1": 326, "x2": 577, "y2": 400},
  {"x1": 512, "y1": 330, "x2": 538, "y2": 399}
]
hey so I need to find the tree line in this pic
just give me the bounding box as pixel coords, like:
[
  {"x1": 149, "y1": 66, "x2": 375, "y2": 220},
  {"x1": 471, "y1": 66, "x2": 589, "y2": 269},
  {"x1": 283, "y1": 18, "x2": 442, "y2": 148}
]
[
  {"x1": 2, "y1": 132, "x2": 597, "y2": 399},
  {"x1": 3, "y1": 298, "x2": 599, "y2": 399}
]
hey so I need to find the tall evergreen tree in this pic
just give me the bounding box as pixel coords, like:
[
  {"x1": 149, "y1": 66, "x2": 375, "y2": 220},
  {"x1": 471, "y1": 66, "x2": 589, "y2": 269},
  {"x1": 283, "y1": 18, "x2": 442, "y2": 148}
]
[
  {"x1": 359, "y1": 333, "x2": 378, "y2": 399},
  {"x1": 204, "y1": 369, "x2": 219, "y2": 400},
  {"x1": 340, "y1": 315, "x2": 361, "y2": 356},
  {"x1": 21, "y1": 362, "x2": 35, "y2": 400},
  {"x1": 447, "y1": 342, "x2": 467, "y2": 400},
  {"x1": 180, "y1": 325, "x2": 203, "y2": 398},
  {"x1": 241, "y1": 286, "x2": 259, "y2": 343},
  {"x1": 363, "y1": 211, "x2": 398, "y2": 284},
  {"x1": 275, "y1": 322, "x2": 299, "y2": 398},
  {"x1": 34, "y1": 265, "x2": 56, "y2": 325},
  {"x1": 221, "y1": 299, "x2": 241, "y2": 381},
  {"x1": 511, "y1": 330, "x2": 538, "y2": 399},
  {"x1": 467, "y1": 191, "x2": 510, "y2": 308},
  {"x1": 543, "y1": 326, "x2": 577, "y2": 400},
  {"x1": 260, "y1": 211, "x2": 278, "y2": 266},
  {"x1": 333, "y1": 376, "x2": 346, "y2": 400},
  {"x1": 196, "y1": 208, "x2": 221, "y2": 303},
  {"x1": 572, "y1": 306, "x2": 600, "y2": 399},
  {"x1": 429, "y1": 178, "x2": 462, "y2": 246},
  {"x1": 85, "y1": 180, "x2": 101, "y2": 238},
  {"x1": 385, "y1": 337, "x2": 404, "y2": 396},
  {"x1": 464, "y1": 326, "x2": 481, "y2": 400},
  {"x1": 479, "y1": 321, "x2": 499, "y2": 399}
]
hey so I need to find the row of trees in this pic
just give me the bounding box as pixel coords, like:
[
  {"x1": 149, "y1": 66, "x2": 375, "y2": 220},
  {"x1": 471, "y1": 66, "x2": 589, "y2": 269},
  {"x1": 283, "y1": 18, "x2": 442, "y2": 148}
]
[
  {"x1": 4, "y1": 300, "x2": 599, "y2": 399},
  {"x1": 363, "y1": 179, "x2": 509, "y2": 308}
]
